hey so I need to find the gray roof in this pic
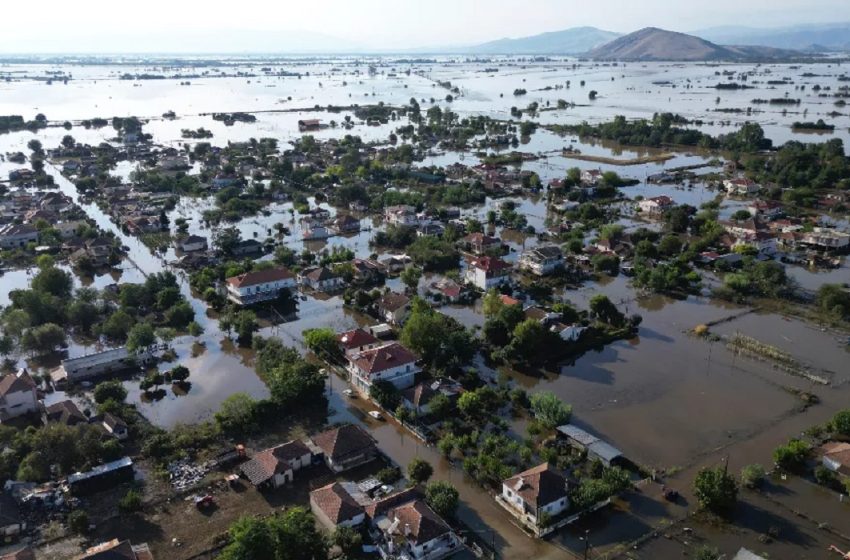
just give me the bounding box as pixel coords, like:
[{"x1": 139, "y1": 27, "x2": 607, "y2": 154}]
[
  {"x1": 557, "y1": 425, "x2": 623, "y2": 463},
  {"x1": 68, "y1": 457, "x2": 133, "y2": 485}
]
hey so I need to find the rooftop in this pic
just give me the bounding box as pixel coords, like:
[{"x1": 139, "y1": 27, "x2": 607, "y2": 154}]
[
  {"x1": 503, "y1": 463, "x2": 568, "y2": 509},
  {"x1": 226, "y1": 267, "x2": 295, "y2": 288}
]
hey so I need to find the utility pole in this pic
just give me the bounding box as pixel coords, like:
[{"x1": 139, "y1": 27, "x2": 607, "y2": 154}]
[{"x1": 583, "y1": 530, "x2": 590, "y2": 560}]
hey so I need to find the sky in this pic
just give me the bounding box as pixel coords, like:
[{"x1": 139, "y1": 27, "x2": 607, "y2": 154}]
[{"x1": 0, "y1": 0, "x2": 848, "y2": 53}]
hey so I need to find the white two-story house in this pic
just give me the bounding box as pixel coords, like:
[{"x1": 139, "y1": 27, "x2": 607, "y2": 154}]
[
  {"x1": 500, "y1": 463, "x2": 569, "y2": 533},
  {"x1": 0, "y1": 369, "x2": 39, "y2": 422},
  {"x1": 377, "y1": 499, "x2": 461, "y2": 560},
  {"x1": 347, "y1": 343, "x2": 420, "y2": 393},
  {"x1": 465, "y1": 256, "x2": 512, "y2": 291},
  {"x1": 226, "y1": 267, "x2": 297, "y2": 305}
]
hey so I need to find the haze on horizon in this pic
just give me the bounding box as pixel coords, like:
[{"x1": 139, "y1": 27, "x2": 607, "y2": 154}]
[{"x1": 0, "y1": 0, "x2": 848, "y2": 53}]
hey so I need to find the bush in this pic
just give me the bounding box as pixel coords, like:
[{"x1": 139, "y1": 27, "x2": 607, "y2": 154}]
[
  {"x1": 814, "y1": 465, "x2": 837, "y2": 487},
  {"x1": 376, "y1": 466, "x2": 402, "y2": 485},
  {"x1": 773, "y1": 439, "x2": 810, "y2": 472},
  {"x1": 118, "y1": 489, "x2": 143, "y2": 513},
  {"x1": 740, "y1": 464, "x2": 766, "y2": 489},
  {"x1": 832, "y1": 409, "x2": 850, "y2": 436},
  {"x1": 68, "y1": 509, "x2": 89, "y2": 534},
  {"x1": 693, "y1": 466, "x2": 738, "y2": 517}
]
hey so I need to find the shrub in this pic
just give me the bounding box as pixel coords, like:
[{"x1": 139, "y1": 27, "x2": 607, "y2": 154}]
[
  {"x1": 68, "y1": 509, "x2": 89, "y2": 534},
  {"x1": 118, "y1": 489, "x2": 143, "y2": 513},
  {"x1": 740, "y1": 464, "x2": 766, "y2": 489}
]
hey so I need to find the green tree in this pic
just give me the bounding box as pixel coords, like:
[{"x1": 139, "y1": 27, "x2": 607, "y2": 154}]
[
  {"x1": 100, "y1": 310, "x2": 135, "y2": 341},
  {"x1": 370, "y1": 381, "x2": 401, "y2": 410},
  {"x1": 400, "y1": 266, "x2": 422, "y2": 292},
  {"x1": 832, "y1": 409, "x2": 850, "y2": 436},
  {"x1": 408, "y1": 458, "x2": 434, "y2": 485},
  {"x1": 303, "y1": 328, "x2": 341, "y2": 361},
  {"x1": 693, "y1": 466, "x2": 738, "y2": 517},
  {"x1": 428, "y1": 393, "x2": 453, "y2": 421},
  {"x1": 529, "y1": 391, "x2": 572, "y2": 429},
  {"x1": 215, "y1": 393, "x2": 259, "y2": 434},
  {"x1": 589, "y1": 294, "x2": 624, "y2": 326},
  {"x1": 658, "y1": 234, "x2": 682, "y2": 256},
  {"x1": 425, "y1": 480, "x2": 459, "y2": 518},
  {"x1": 31, "y1": 266, "x2": 73, "y2": 298},
  {"x1": 166, "y1": 302, "x2": 195, "y2": 328},
  {"x1": 21, "y1": 323, "x2": 67, "y2": 355},
  {"x1": 126, "y1": 322, "x2": 156, "y2": 353},
  {"x1": 93, "y1": 380, "x2": 127, "y2": 404}
]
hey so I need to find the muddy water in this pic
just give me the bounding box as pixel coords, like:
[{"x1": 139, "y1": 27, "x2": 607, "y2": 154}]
[{"x1": 3, "y1": 57, "x2": 850, "y2": 559}]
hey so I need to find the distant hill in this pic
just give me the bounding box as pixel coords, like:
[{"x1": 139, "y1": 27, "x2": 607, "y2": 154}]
[
  {"x1": 694, "y1": 23, "x2": 850, "y2": 52},
  {"x1": 461, "y1": 27, "x2": 621, "y2": 55},
  {"x1": 588, "y1": 27, "x2": 801, "y2": 61}
]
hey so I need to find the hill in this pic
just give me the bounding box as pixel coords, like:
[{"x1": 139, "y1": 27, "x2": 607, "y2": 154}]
[
  {"x1": 695, "y1": 23, "x2": 850, "y2": 52},
  {"x1": 588, "y1": 27, "x2": 801, "y2": 61},
  {"x1": 462, "y1": 27, "x2": 620, "y2": 55}
]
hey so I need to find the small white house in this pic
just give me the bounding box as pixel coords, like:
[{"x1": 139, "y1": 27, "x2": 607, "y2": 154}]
[
  {"x1": 226, "y1": 267, "x2": 297, "y2": 305},
  {"x1": 384, "y1": 205, "x2": 419, "y2": 227},
  {"x1": 310, "y1": 482, "x2": 366, "y2": 530},
  {"x1": 0, "y1": 370, "x2": 38, "y2": 422},
  {"x1": 300, "y1": 267, "x2": 345, "y2": 292},
  {"x1": 724, "y1": 178, "x2": 760, "y2": 195},
  {"x1": 637, "y1": 196, "x2": 675, "y2": 217},
  {"x1": 240, "y1": 440, "x2": 313, "y2": 489},
  {"x1": 174, "y1": 234, "x2": 208, "y2": 253},
  {"x1": 519, "y1": 246, "x2": 564, "y2": 276}
]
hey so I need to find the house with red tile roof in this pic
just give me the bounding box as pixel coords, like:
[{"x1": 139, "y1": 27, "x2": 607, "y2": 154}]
[
  {"x1": 311, "y1": 424, "x2": 378, "y2": 473},
  {"x1": 460, "y1": 232, "x2": 501, "y2": 255},
  {"x1": 373, "y1": 496, "x2": 461, "y2": 560},
  {"x1": 464, "y1": 256, "x2": 512, "y2": 291},
  {"x1": 225, "y1": 267, "x2": 297, "y2": 305},
  {"x1": 346, "y1": 342, "x2": 420, "y2": 393},
  {"x1": 499, "y1": 463, "x2": 569, "y2": 534},
  {"x1": 337, "y1": 328, "x2": 381, "y2": 358},
  {"x1": 310, "y1": 482, "x2": 366, "y2": 529},
  {"x1": 821, "y1": 442, "x2": 850, "y2": 477},
  {"x1": 239, "y1": 440, "x2": 313, "y2": 489}
]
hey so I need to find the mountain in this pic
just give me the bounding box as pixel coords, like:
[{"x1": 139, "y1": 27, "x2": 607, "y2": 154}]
[
  {"x1": 460, "y1": 27, "x2": 621, "y2": 55},
  {"x1": 588, "y1": 27, "x2": 800, "y2": 61},
  {"x1": 694, "y1": 23, "x2": 850, "y2": 52}
]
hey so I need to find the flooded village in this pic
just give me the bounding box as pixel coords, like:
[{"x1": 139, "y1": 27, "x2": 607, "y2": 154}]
[{"x1": 0, "y1": 40, "x2": 850, "y2": 560}]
